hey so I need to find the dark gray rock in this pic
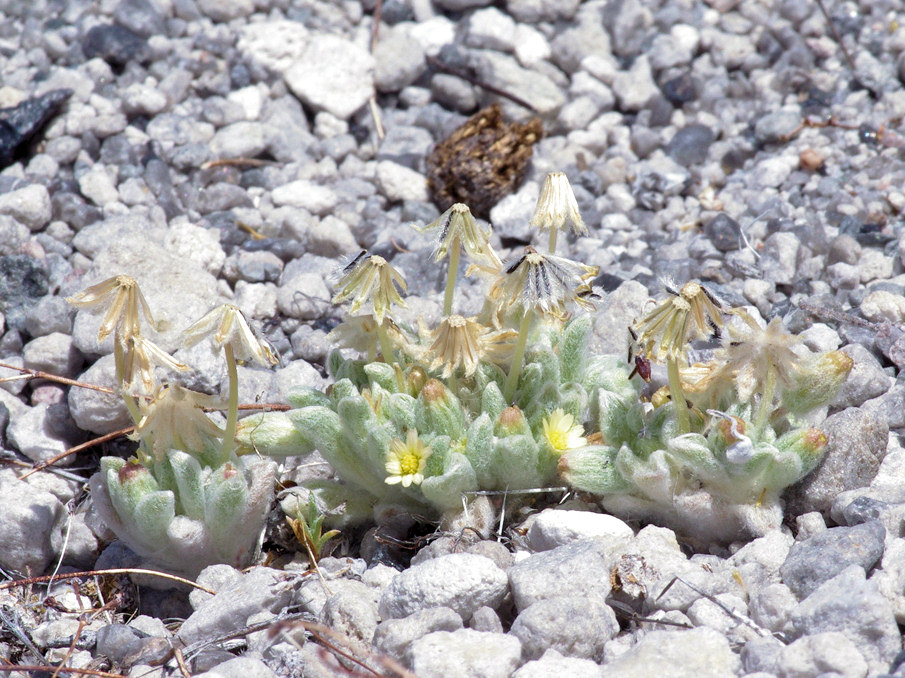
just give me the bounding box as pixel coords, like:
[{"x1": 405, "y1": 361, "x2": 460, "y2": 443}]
[
  {"x1": 0, "y1": 90, "x2": 72, "y2": 170},
  {"x1": 95, "y1": 624, "x2": 143, "y2": 666},
  {"x1": 666, "y1": 124, "x2": 714, "y2": 167},
  {"x1": 82, "y1": 24, "x2": 149, "y2": 67},
  {"x1": 0, "y1": 255, "x2": 48, "y2": 331},
  {"x1": 779, "y1": 521, "x2": 886, "y2": 598},
  {"x1": 703, "y1": 213, "x2": 742, "y2": 252}
]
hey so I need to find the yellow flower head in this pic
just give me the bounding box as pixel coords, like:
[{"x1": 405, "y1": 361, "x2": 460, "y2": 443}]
[
  {"x1": 332, "y1": 251, "x2": 407, "y2": 325},
  {"x1": 418, "y1": 203, "x2": 502, "y2": 272},
  {"x1": 542, "y1": 408, "x2": 587, "y2": 453},
  {"x1": 67, "y1": 274, "x2": 155, "y2": 342},
  {"x1": 489, "y1": 247, "x2": 598, "y2": 319},
  {"x1": 183, "y1": 304, "x2": 278, "y2": 367},
  {"x1": 531, "y1": 172, "x2": 587, "y2": 237},
  {"x1": 385, "y1": 429, "x2": 433, "y2": 488},
  {"x1": 633, "y1": 280, "x2": 725, "y2": 362}
]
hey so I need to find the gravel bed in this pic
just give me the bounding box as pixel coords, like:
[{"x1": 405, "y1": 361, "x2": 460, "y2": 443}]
[{"x1": 1, "y1": 0, "x2": 905, "y2": 676}]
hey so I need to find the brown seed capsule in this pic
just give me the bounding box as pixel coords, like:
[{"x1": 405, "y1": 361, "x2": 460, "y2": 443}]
[{"x1": 799, "y1": 148, "x2": 824, "y2": 172}]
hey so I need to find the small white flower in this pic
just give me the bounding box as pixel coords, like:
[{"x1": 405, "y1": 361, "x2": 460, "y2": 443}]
[
  {"x1": 385, "y1": 429, "x2": 433, "y2": 488},
  {"x1": 531, "y1": 172, "x2": 587, "y2": 237}
]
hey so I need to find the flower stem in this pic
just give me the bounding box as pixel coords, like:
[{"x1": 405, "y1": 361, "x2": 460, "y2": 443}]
[
  {"x1": 377, "y1": 322, "x2": 395, "y2": 365},
  {"x1": 547, "y1": 227, "x2": 558, "y2": 254},
  {"x1": 443, "y1": 240, "x2": 460, "y2": 316},
  {"x1": 504, "y1": 311, "x2": 533, "y2": 402},
  {"x1": 667, "y1": 357, "x2": 690, "y2": 434},
  {"x1": 754, "y1": 363, "x2": 776, "y2": 437},
  {"x1": 222, "y1": 344, "x2": 239, "y2": 460},
  {"x1": 113, "y1": 336, "x2": 141, "y2": 425}
]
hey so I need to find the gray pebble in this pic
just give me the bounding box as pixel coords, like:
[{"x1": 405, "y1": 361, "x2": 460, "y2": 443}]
[
  {"x1": 373, "y1": 607, "x2": 463, "y2": 661},
  {"x1": 0, "y1": 471, "x2": 64, "y2": 575},
  {"x1": 780, "y1": 521, "x2": 886, "y2": 598},
  {"x1": 510, "y1": 596, "x2": 618, "y2": 661},
  {"x1": 666, "y1": 124, "x2": 714, "y2": 167},
  {"x1": 409, "y1": 628, "x2": 522, "y2": 678}
]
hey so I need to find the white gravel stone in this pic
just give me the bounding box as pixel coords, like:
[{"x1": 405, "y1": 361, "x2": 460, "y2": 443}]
[
  {"x1": 285, "y1": 35, "x2": 374, "y2": 119},
  {"x1": 276, "y1": 272, "x2": 332, "y2": 319},
  {"x1": 466, "y1": 8, "x2": 517, "y2": 52},
  {"x1": 374, "y1": 27, "x2": 426, "y2": 93},
  {"x1": 376, "y1": 161, "x2": 429, "y2": 203},
  {"x1": 237, "y1": 21, "x2": 310, "y2": 74},
  {"x1": 527, "y1": 509, "x2": 634, "y2": 551},
  {"x1": 0, "y1": 184, "x2": 51, "y2": 230},
  {"x1": 271, "y1": 180, "x2": 338, "y2": 216},
  {"x1": 612, "y1": 55, "x2": 658, "y2": 111},
  {"x1": 409, "y1": 628, "x2": 521, "y2": 678},
  {"x1": 164, "y1": 220, "x2": 226, "y2": 276},
  {"x1": 513, "y1": 24, "x2": 551, "y2": 67},
  {"x1": 378, "y1": 553, "x2": 509, "y2": 620},
  {"x1": 0, "y1": 471, "x2": 65, "y2": 575},
  {"x1": 78, "y1": 165, "x2": 120, "y2": 206},
  {"x1": 861, "y1": 290, "x2": 905, "y2": 324},
  {"x1": 22, "y1": 332, "x2": 81, "y2": 377},
  {"x1": 209, "y1": 121, "x2": 270, "y2": 160},
  {"x1": 777, "y1": 632, "x2": 868, "y2": 678},
  {"x1": 858, "y1": 250, "x2": 894, "y2": 283},
  {"x1": 599, "y1": 627, "x2": 740, "y2": 677},
  {"x1": 121, "y1": 82, "x2": 169, "y2": 116}
]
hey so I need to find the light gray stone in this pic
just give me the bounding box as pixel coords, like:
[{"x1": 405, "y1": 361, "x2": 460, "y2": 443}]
[
  {"x1": 510, "y1": 596, "x2": 618, "y2": 661},
  {"x1": 209, "y1": 121, "x2": 270, "y2": 160},
  {"x1": 512, "y1": 650, "x2": 602, "y2": 678},
  {"x1": 197, "y1": 0, "x2": 253, "y2": 22},
  {"x1": 786, "y1": 407, "x2": 888, "y2": 516},
  {"x1": 0, "y1": 470, "x2": 65, "y2": 575},
  {"x1": 374, "y1": 28, "x2": 426, "y2": 93},
  {"x1": 7, "y1": 402, "x2": 74, "y2": 463},
  {"x1": 378, "y1": 553, "x2": 508, "y2": 620},
  {"x1": 779, "y1": 631, "x2": 869, "y2": 678},
  {"x1": 789, "y1": 565, "x2": 900, "y2": 673},
  {"x1": 759, "y1": 231, "x2": 799, "y2": 284},
  {"x1": 748, "y1": 583, "x2": 797, "y2": 633},
  {"x1": 319, "y1": 579, "x2": 379, "y2": 645},
  {"x1": 271, "y1": 180, "x2": 338, "y2": 216},
  {"x1": 178, "y1": 567, "x2": 296, "y2": 645},
  {"x1": 376, "y1": 161, "x2": 428, "y2": 202},
  {"x1": 373, "y1": 607, "x2": 463, "y2": 661},
  {"x1": 613, "y1": 56, "x2": 658, "y2": 111},
  {"x1": 0, "y1": 184, "x2": 51, "y2": 230},
  {"x1": 237, "y1": 21, "x2": 309, "y2": 74},
  {"x1": 194, "y1": 656, "x2": 277, "y2": 678},
  {"x1": 832, "y1": 344, "x2": 893, "y2": 409},
  {"x1": 409, "y1": 628, "x2": 521, "y2": 678},
  {"x1": 285, "y1": 35, "x2": 375, "y2": 119},
  {"x1": 600, "y1": 627, "x2": 739, "y2": 677},
  {"x1": 276, "y1": 271, "x2": 331, "y2": 320},
  {"x1": 473, "y1": 51, "x2": 566, "y2": 117},
  {"x1": 68, "y1": 354, "x2": 132, "y2": 435},
  {"x1": 507, "y1": 0, "x2": 581, "y2": 23},
  {"x1": 508, "y1": 539, "x2": 612, "y2": 612},
  {"x1": 22, "y1": 332, "x2": 82, "y2": 377},
  {"x1": 527, "y1": 509, "x2": 634, "y2": 551}
]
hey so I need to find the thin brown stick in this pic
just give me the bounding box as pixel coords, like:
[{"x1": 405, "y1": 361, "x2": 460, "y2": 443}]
[
  {"x1": 17, "y1": 427, "x2": 135, "y2": 480},
  {"x1": 425, "y1": 54, "x2": 537, "y2": 113},
  {"x1": 1, "y1": 666, "x2": 125, "y2": 678},
  {"x1": 173, "y1": 647, "x2": 192, "y2": 678},
  {"x1": 813, "y1": 0, "x2": 861, "y2": 87},
  {"x1": 0, "y1": 362, "x2": 115, "y2": 394},
  {"x1": 50, "y1": 619, "x2": 87, "y2": 678},
  {"x1": 0, "y1": 569, "x2": 215, "y2": 595},
  {"x1": 370, "y1": 0, "x2": 383, "y2": 53},
  {"x1": 200, "y1": 158, "x2": 270, "y2": 170}
]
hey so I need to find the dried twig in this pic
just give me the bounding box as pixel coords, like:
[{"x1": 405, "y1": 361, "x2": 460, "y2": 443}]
[
  {"x1": 0, "y1": 666, "x2": 125, "y2": 678},
  {"x1": 0, "y1": 361, "x2": 115, "y2": 394},
  {"x1": 425, "y1": 55, "x2": 537, "y2": 113},
  {"x1": 0, "y1": 569, "x2": 215, "y2": 595}
]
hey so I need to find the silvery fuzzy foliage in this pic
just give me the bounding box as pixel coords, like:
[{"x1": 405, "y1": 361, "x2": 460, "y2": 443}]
[
  {"x1": 239, "y1": 315, "x2": 599, "y2": 525},
  {"x1": 89, "y1": 452, "x2": 275, "y2": 578},
  {"x1": 560, "y1": 346, "x2": 850, "y2": 545}
]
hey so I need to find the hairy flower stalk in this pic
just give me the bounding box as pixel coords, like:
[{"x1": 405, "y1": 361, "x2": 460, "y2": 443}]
[
  {"x1": 531, "y1": 172, "x2": 587, "y2": 253},
  {"x1": 632, "y1": 280, "x2": 725, "y2": 434},
  {"x1": 184, "y1": 304, "x2": 278, "y2": 461},
  {"x1": 418, "y1": 203, "x2": 501, "y2": 315},
  {"x1": 490, "y1": 247, "x2": 598, "y2": 400}
]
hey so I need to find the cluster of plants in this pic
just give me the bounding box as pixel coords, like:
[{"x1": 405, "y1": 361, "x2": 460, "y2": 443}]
[{"x1": 70, "y1": 171, "x2": 853, "y2": 577}]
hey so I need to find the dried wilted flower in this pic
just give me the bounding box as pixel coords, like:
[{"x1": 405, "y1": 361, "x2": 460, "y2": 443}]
[
  {"x1": 418, "y1": 203, "x2": 502, "y2": 272},
  {"x1": 183, "y1": 304, "x2": 278, "y2": 367},
  {"x1": 332, "y1": 251, "x2": 407, "y2": 325},
  {"x1": 531, "y1": 172, "x2": 587, "y2": 239},
  {"x1": 489, "y1": 247, "x2": 598, "y2": 319},
  {"x1": 633, "y1": 280, "x2": 725, "y2": 362},
  {"x1": 67, "y1": 275, "x2": 155, "y2": 342},
  {"x1": 327, "y1": 314, "x2": 407, "y2": 357},
  {"x1": 425, "y1": 315, "x2": 514, "y2": 378},
  {"x1": 131, "y1": 384, "x2": 224, "y2": 462},
  {"x1": 120, "y1": 335, "x2": 191, "y2": 391}
]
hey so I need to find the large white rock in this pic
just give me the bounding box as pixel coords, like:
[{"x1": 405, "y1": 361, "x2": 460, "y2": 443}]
[{"x1": 285, "y1": 35, "x2": 374, "y2": 119}]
